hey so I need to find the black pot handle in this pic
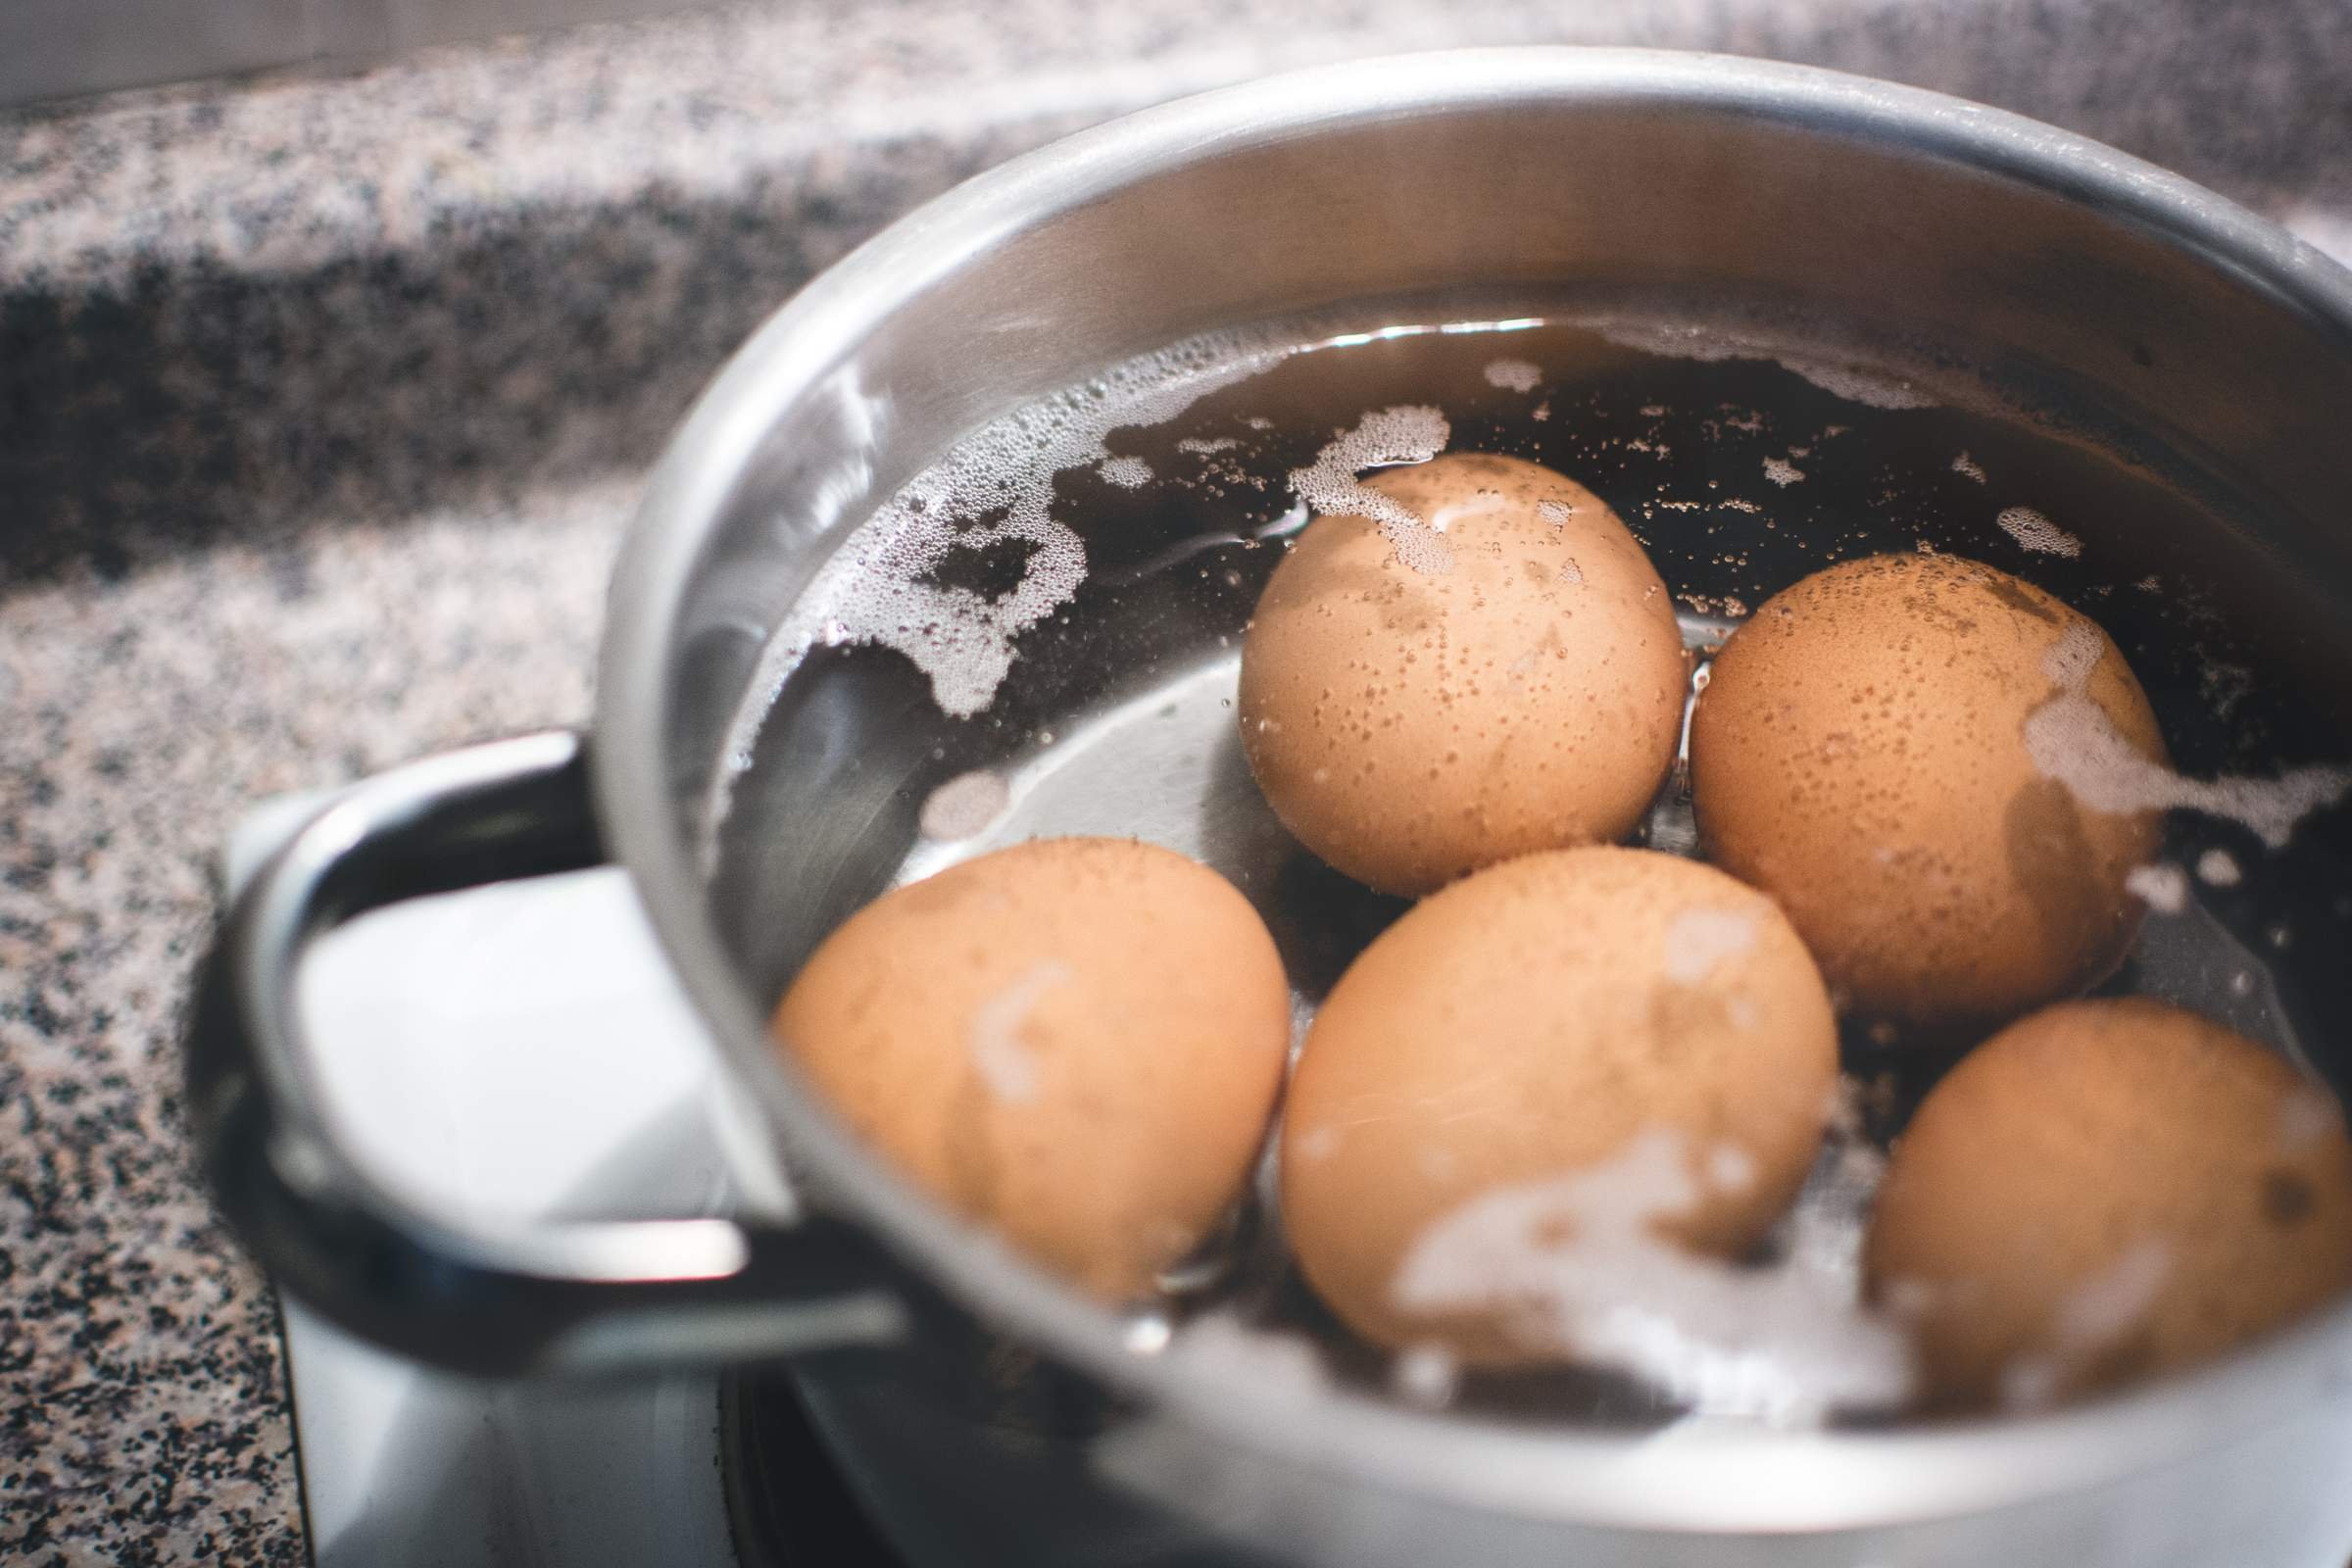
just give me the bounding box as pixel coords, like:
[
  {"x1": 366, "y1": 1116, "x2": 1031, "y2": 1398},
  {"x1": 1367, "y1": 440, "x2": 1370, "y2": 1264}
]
[{"x1": 185, "y1": 730, "x2": 910, "y2": 1377}]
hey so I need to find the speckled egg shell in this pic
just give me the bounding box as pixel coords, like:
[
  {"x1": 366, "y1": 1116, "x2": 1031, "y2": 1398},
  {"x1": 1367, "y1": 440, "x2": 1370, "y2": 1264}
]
[
  {"x1": 1239, "y1": 453, "x2": 1688, "y2": 896},
  {"x1": 1281, "y1": 846, "x2": 1838, "y2": 1361},
  {"x1": 1690, "y1": 552, "x2": 2166, "y2": 1039},
  {"x1": 772, "y1": 836, "x2": 1291, "y2": 1301},
  {"x1": 1866, "y1": 998, "x2": 2352, "y2": 1411}
]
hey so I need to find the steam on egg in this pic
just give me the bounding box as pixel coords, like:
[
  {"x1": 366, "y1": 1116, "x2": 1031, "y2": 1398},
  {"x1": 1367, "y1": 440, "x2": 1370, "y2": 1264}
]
[
  {"x1": 1239, "y1": 453, "x2": 1688, "y2": 896},
  {"x1": 771, "y1": 837, "x2": 1291, "y2": 1300}
]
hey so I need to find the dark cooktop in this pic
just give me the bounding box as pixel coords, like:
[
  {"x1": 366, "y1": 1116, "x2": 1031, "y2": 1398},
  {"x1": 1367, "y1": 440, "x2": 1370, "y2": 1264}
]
[{"x1": 722, "y1": 1373, "x2": 905, "y2": 1567}]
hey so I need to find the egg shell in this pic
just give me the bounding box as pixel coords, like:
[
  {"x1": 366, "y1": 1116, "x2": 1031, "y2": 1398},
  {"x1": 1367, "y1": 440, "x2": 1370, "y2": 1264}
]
[
  {"x1": 771, "y1": 836, "x2": 1291, "y2": 1301},
  {"x1": 1280, "y1": 846, "x2": 1838, "y2": 1361},
  {"x1": 1865, "y1": 997, "x2": 2352, "y2": 1411},
  {"x1": 1239, "y1": 453, "x2": 1687, "y2": 896},
  {"x1": 1690, "y1": 552, "x2": 2166, "y2": 1038}
]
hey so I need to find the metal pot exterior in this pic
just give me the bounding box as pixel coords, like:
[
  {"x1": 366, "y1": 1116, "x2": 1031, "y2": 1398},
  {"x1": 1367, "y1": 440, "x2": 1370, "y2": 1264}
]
[{"x1": 792, "y1": 1361, "x2": 2352, "y2": 1568}]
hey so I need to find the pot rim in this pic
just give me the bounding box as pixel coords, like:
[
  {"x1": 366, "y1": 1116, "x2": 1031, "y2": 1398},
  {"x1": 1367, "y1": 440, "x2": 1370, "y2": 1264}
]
[{"x1": 596, "y1": 46, "x2": 2352, "y2": 1534}]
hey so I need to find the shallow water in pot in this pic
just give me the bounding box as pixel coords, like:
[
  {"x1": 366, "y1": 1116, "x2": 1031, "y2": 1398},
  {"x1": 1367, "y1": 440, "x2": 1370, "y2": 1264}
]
[{"x1": 711, "y1": 311, "x2": 2352, "y2": 1429}]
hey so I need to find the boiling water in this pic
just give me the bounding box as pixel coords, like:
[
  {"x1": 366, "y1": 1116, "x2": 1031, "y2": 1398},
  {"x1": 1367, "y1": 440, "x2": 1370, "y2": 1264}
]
[{"x1": 713, "y1": 313, "x2": 2352, "y2": 1429}]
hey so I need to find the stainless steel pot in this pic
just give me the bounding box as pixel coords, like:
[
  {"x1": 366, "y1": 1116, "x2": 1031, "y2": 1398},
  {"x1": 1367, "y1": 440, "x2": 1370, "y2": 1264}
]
[{"x1": 189, "y1": 48, "x2": 2352, "y2": 1568}]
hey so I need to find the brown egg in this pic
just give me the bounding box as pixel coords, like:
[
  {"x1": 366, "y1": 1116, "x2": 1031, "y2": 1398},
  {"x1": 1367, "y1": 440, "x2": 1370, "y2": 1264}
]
[
  {"x1": 1238, "y1": 453, "x2": 1687, "y2": 896},
  {"x1": 772, "y1": 837, "x2": 1291, "y2": 1300},
  {"x1": 1690, "y1": 553, "x2": 2166, "y2": 1039},
  {"x1": 1866, "y1": 998, "x2": 2352, "y2": 1411},
  {"x1": 1280, "y1": 846, "x2": 1838, "y2": 1361}
]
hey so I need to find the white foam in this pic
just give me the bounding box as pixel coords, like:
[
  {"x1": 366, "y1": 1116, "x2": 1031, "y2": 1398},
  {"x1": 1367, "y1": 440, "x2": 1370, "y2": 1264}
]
[
  {"x1": 1762, "y1": 457, "x2": 1804, "y2": 487},
  {"x1": 1952, "y1": 452, "x2": 1986, "y2": 483},
  {"x1": 1177, "y1": 436, "x2": 1242, "y2": 455},
  {"x1": 918, "y1": 769, "x2": 1009, "y2": 841},
  {"x1": 1999, "y1": 1242, "x2": 2171, "y2": 1412},
  {"x1": 1390, "y1": 1130, "x2": 1914, "y2": 1423},
  {"x1": 2055, "y1": 1241, "x2": 2171, "y2": 1346},
  {"x1": 1664, "y1": 906, "x2": 1759, "y2": 983},
  {"x1": 2125, "y1": 863, "x2": 2188, "y2": 914},
  {"x1": 1098, "y1": 455, "x2": 1154, "y2": 488},
  {"x1": 1484, "y1": 358, "x2": 1542, "y2": 393},
  {"x1": 2026, "y1": 696, "x2": 2351, "y2": 847},
  {"x1": 1287, "y1": 405, "x2": 1453, "y2": 575},
  {"x1": 2042, "y1": 619, "x2": 2107, "y2": 688},
  {"x1": 1535, "y1": 498, "x2": 1577, "y2": 528},
  {"x1": 1997, "y1": 506, "x2": 2082, "y2": 559},
  {"x1": 967, "y1": 958, "x2": 1069, "y2": 1103},
  {"x1": 1591, "y1": 319, "x2": 1936, "y2": 410},
  {"x1": 1592, "y1": 320, "x2": 1748, "y2": 366},
  {"x1": 2196, "y1": 848, "x2": 2243, "y2": 887},
  {"x1": 1786, "y1": 1134, "x2": 1886, "y2": 1305},
  {"x1": 2028, "y1": 621, "x2": 2352, "y2": 847},
  {"x1": 733, "y1": 327, "x2": 1280, "y2": 729},
  {"x1": 1778, "y1": 355, "x2": 1936, "y2": 411}
]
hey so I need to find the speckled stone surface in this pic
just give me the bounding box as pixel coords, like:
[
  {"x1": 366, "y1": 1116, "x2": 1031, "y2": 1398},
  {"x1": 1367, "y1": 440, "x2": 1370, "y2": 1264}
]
[{"x1": 1, "y1": 0, "x2": 2348, "y2": 1561}]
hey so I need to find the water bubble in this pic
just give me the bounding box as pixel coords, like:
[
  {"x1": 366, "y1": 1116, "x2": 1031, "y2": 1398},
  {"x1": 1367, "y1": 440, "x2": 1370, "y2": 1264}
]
[
  {"x1": 1483, "y1": 358, "x2": 1542, "y2": 393},
  {"x1": 2196, "y1": 848, "x2": 2243, "y2": 887},
  {"x1": 918, "y1": 770, "x2": 1009, "y2": 841},
  {"x1": 1997, "y1": 507, "x2": 2082, "y2": 559}
]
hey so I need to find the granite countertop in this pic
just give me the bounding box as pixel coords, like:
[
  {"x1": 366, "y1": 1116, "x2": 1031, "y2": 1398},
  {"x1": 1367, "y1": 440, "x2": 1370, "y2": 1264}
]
[{"x1": 2, "y1": 0, "x2": 2349, "y2": 1560}]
